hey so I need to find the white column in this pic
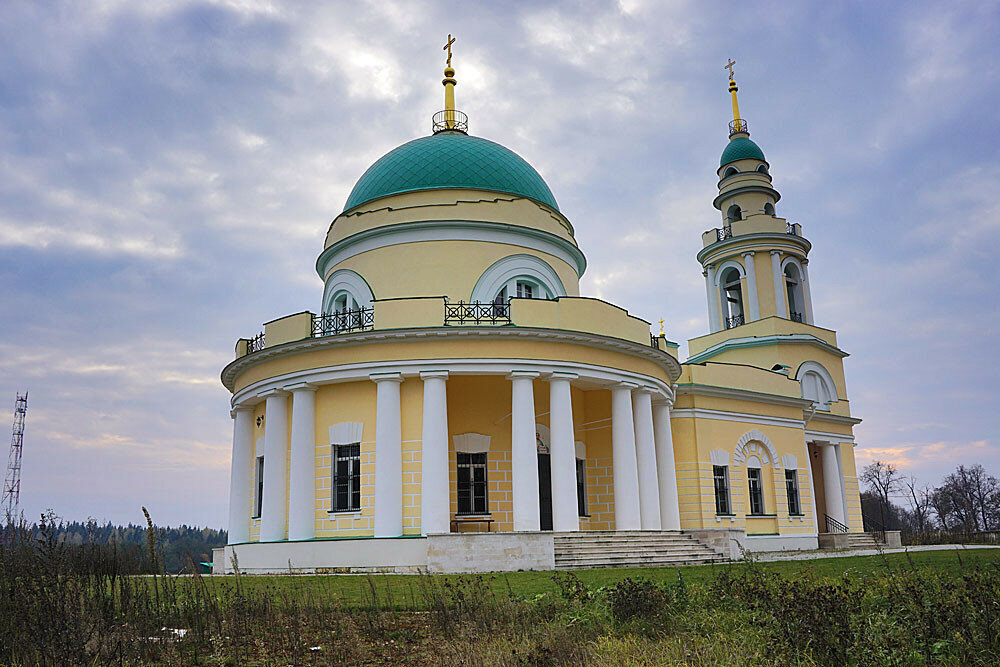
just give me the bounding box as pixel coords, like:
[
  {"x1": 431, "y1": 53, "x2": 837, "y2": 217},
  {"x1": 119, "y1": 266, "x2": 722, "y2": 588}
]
[
  {"x1": 259, "y1": 389, "x2": 289, "y2": 542},
  {"x1": 632, "y1": 388, "x2": 661, "y2": 530},
  {"x1": 820, "y1": 443, "x2": 846, "y2": 529},
  {"x1": 549, "y1": 373, "x2": 579, "y2": 532},
  {"x1": 652, "y1": 398, "x2": 681, "y2": 531},
  {"x1": 420, "y1": 371, "x2": 449, "y2": 535},
  {"x1": 801, "y1": 259, "x2": 815, "y2": 324},
  {"x1": 742, "y1": 251, "x2": 759, "y2": 322},
  {"x1": 770, "y1": 251, "x2": 787, "y2": 318},
  {"x1": 612, "y1": 383, "x2": 641, "y2": 530},
  {"x1": 227, "y1": 406, "x2": 254, "y2": 544},
  {"x1": 704, "y1": 265, "x2": 720, "y2": 332},
  {"x1": 372, "y1": 373, "x2": 403, "y2": 537},
  {"x1": 510, "y1": 371, "x2": 541, "y2": 532},
  {"x1": 287, "y1": 383, "x2": 317, "y2": 541}
]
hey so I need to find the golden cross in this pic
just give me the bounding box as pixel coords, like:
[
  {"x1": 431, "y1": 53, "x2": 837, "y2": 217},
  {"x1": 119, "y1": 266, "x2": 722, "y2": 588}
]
[
  {"x1": 725, "y1": 58, "x2": 736, "y2": 80},
  {"x1": 659, "y1": 318, "x2": 665, "y2": 336},
  {"x1": 444, "y1": 34, "x2": 456, "y2": 67}
]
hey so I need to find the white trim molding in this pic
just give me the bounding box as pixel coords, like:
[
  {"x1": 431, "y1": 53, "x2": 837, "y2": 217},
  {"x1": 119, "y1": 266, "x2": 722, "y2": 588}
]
[
  {"x1": 709, "y1": 449, "x2": 730, "y2": 466},
  {"x1": 470, "y1": 254, "x2": 567, "y2": 303},
  {"x1": 733, "y1": 429, "x2": 780, "y2": 467},
  {"x1": 322, "y1": 269, "x2": 375, "y2": 315},
  {"x1": 329, "y1": 422, "x2": 364, "y2": 445},
  {"x1": 670, "y1": 407, "x2": 805, "y2": 430},
  {"x1": 781, "y1": 454, "x2": 798, "y2": 469},
  {"x1": 453, "y1": 433, "x2": 491, "y2": 454},
  {"x1": 685, "y1": 332, "x2": 848, "y2": 365}
]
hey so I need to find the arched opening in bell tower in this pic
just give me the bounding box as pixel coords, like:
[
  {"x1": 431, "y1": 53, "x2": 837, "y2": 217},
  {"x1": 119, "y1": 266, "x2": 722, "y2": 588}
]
[
  {"x1": 726, "y1": 204, "x2": 743, "y2": 225},
  {"x1": 784, "y1": 263, "x2": 805, "y2": 322},
  {"x1": 720, "y1": 267, "x2": 745, "y2": 328}
]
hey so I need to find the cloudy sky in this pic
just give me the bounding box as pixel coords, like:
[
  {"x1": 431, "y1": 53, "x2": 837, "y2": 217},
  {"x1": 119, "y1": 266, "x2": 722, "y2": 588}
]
[{"x1": 1, "y1": 0, "x2": 997, "y2": 528}]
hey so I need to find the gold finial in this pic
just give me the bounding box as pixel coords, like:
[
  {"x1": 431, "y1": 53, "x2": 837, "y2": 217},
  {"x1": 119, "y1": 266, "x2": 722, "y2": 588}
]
[
  {"x1": 444, "y1": 34, "x2": 456, "y2": 68},
  {"x1": 725, "y1": 58, "x2": 744, "y2": 132},
  {"x1": 659, "y1": 318, "x2": 665, "y2": 336},
  {"x1": 725, "y1": 58, "x2": 736, "y2": 81}
]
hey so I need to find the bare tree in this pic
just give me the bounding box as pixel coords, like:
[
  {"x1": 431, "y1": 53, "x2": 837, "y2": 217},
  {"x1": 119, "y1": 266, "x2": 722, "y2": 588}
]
[
  {"x1": 903, "y1": 475, "x2": 933, "y2": 533},
  {"x1": 938, "y1": 465, "x2": 1000, "y2": 533},
  {"x1": 860, "y1": 460, "x2": 902, "y2": 528}
]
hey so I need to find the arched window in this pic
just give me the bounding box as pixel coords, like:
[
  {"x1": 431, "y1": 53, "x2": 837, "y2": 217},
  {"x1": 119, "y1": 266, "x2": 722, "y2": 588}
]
[
  {"x1": 720, "y1": 267, "x2": 744, "y2": 328},
  {"x1": 471, "y1": 255, "x2": 566, "y2": 304},
  {"x1": 783, "y1": 263, "x2": 805, "y2": 322},
  {"x1": 746, "y1": 455, "x2": 766, "y2": 515},
  {"x1": 723, "y1": 166, "x2": 739, "y2": 179},
  {"x1": 726, "y1": 204, "x2": 743, "y2": 224},
  {"x1": 322, "y1": 270, "x2": 374, "y2": 316},
  {"x1": 495, "y1": 277, "x2": 549, "y2": 302},
  {"x1": 763, "y1": 202, "x2": 775, "y2": 216},
  {"x1": 796, "y1": 362, "x2": 837, "y2": 411},
  {"x1": 757, "y1": 164, "x2": 770, "y2": 176}
]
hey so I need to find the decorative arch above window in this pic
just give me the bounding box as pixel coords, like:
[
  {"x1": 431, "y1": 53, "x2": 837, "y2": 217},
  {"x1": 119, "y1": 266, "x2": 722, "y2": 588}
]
[
  {"x1": 715, "y1": 260, "x2": 746, "y2": 327},
  {"x1": 763, "y1": 202, "x2": 776, "y2": 216},
  {"x1": 322, "y1": 269, "x2": 375, "y2": 315},
  {"x1": 471, "y1": 254, "x2": 566, "y2": 304},
  {"x1": 756, "y1": 164, "x2": 770, "y2": 176},
  {"x1": 723, "y1": 166, "x2": 739, "y2": 178},
  {"x1": 732, "y1": 429, "x2": 780, "y2": 467},
  {"x1": 795, "y1": 361, "x2": 838, "y2": 411},
  {"x1": 726, "y1": 204, "x2": 743, "y2": 224}
]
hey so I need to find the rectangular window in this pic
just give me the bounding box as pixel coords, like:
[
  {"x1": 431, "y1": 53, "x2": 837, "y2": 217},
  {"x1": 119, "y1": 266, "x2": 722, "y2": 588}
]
[
  {"x1": 785, "y1": 469, "x2": 801, "y2": 515},
  {"x1": 713, "y1": 465, "x2": 731, "y2": 515},
  {"x1": 253, "y1": 456, "x2": 264, "y2": 518},
  {"x1": 457, "y1": 452, "x2": 488, "y2": 515},
  {"x1": 333, "y1": 444, "x2": 361, "y2": 512},
  {"x1": 576, "y1": 458, "x2": 588, "y2": 516},
  {"x1": 516, "y1": 281, "x2": 533, "y2": 299},
  {"x1": 748, "y1": 467, "x2": 765, "y2": 515}
]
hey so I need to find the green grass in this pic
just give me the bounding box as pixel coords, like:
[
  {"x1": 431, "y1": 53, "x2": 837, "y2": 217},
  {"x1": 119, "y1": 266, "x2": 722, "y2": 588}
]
[{"x1": 204, "y1": 547, "x2": 1000, "y2": 609}]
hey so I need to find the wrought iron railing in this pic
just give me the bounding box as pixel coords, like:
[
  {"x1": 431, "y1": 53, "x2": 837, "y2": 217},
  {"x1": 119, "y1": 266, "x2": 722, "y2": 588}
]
[
  {"x1": 729, "y1": 118, "x2": 748, "y2": 136},
  {"x1": 715, "y1": 226, "x2": 733, "y2": 242},
  {"x1": 724, "y1": 314, "x2": 745, "y2": 329},
  {"x1": 786, "y1": 222, "x2": 798, "y2": 235},
  {"x1": 247, "y1": 332, "x2": 265, "y2": 354},
  {"x1": 444, "y1": 300, "x2": 511, "y2": 325},
  {"x1": 313, "y1": 308, "x2": 374, "y2": 337},
  {"x1": 432, "y1": 109, "x2": 469, "y2": 133},
  {"x1": 650, "y1": 333, "x2": 660, "y2": 349},
  {"x1": 790, "y1": 312, "x2": 803, "y2": 323},
  {"x1": 825, "y1": 514, "x2": 849, "y2": 534},
  {"x1": 862, "y1": 514, "x2": 887, "y2": 544}
]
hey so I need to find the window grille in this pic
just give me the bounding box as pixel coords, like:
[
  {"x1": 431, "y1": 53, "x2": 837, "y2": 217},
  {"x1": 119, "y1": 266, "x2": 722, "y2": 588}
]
[
  {"x1": 253, "y1": 456, "x2": 264, "y2": 518},
  {"x1": 713, "y1": 465, "x2": 731, "y2": 515},
  {"x1": 333, "y1": 444, "x2": 361, "y2": 512},
  {"x1": 457, "y1": 452, "x2": 488, "y2": 515},
  {"x1": 576, "y1": 458, "x2": 587, "y2": 516},
  {"x1": 748, "y1": 467, "x2": 765, "y2": 515},
  {"x1": 785, "y1": 469, "x2": 801, "y2": 516}
]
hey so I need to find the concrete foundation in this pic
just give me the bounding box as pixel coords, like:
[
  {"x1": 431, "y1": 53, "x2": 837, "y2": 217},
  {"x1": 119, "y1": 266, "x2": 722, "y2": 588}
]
[{"x1": 426, "y1": 532, "x2": 555, "y2": 573}]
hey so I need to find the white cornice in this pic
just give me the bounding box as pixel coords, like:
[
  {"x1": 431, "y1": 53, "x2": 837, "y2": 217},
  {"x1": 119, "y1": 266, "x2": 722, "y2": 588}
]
[
  {"x1": 670, "y1": 407, "x2": 805, "y2": 430},
  {"x1": 221, "y1": 326, "x2": 682, "y2": 393},
  {"x1": 685, "y1": 333, "x2": 847, "y2": 365},
  {"x1": 806, "y1": 411, "x2": 863, "y2": 426}
]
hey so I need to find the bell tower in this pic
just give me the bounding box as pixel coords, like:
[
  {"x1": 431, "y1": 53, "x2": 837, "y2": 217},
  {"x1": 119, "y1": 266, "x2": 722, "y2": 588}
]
[{"x1": 698, "y1": 62, "x2": 815, "y2": 333}]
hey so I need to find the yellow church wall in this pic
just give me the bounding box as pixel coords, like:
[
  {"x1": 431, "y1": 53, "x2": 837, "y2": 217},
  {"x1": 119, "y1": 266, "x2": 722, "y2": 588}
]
[
  {"x1": 231, "y1": 337, "x2": 670, "y2": 395},
  {"x1": 679, "y1": 361, "x2": 802, "y2": 400},
  {"x1": 840, "y1": 446, "x2": 864, "y2": 533},
  {"x1": 326, "y1": 189, "x2": 576, "y2": 248},
  {"x1": 581, "y1": 389, "x2": 614, "y2": 530},
  {"x1": 327, "y1": 240, "x2": 580, "y2": 302},
  {"x1": 509, "y1": 297, "x2": 651, "y2": 344},
  {"x1": 752, "y1": 251, "x2": 778, "y2": 318},
  {"x1": 688, "y1": 316, "x2": 839, "y2": 357}
]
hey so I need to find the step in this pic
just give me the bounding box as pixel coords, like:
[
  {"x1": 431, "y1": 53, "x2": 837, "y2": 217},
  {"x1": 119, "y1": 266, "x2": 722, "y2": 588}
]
[{"x1": 555, "y1": 551, "x2": 723, "y2": 564}]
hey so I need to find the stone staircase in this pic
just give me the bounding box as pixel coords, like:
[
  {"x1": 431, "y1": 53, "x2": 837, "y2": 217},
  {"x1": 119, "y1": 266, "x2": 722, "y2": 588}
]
[
  {"x1": 841, "y1": 532, "x2": 884, "y2": 550},
  {"x1": 553, "y1": 531, "x2": 727, "y2": 570}
]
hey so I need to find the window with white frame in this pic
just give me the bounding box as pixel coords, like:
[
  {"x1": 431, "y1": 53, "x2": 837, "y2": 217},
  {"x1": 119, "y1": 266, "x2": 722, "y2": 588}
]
[
  {"x1": 253, "y1": 456, "x2": 264, "y2": 518},
  {"x1": 332, "y1": 444, "x2": 361, "y2": 512},
  {"x1": 785, "y1": 469, "x2": 802, "y2": 516},
  {"x1": 495, "y1": 278, "x2": 549, "y2": 302},
  {"x1": 720, "y1": 267, "x2": 744, "y2": 326},
  {"x1": 576, "y1": 458, "x2": 587, "y2": 516},
  {"x1": 800, "y1": 370, "x2": 834, "y2": 411},
  {"x1": 713, "y1": 465, "x2": 732, "y2": 515},
  {"x1": 457, "y1": 452, "x2": 488, "y2": 514},
  {"x1": 747, "y1": 462, "x2": 765, "y2": 515}
]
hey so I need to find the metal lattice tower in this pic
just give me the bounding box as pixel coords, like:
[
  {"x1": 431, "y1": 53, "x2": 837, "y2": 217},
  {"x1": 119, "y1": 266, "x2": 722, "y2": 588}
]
[{"x1": 2, "y1": 393, "x2": 27, "y2": 522}]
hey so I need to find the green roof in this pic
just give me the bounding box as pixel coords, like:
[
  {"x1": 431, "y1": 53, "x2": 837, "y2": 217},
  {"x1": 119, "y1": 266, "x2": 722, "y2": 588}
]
[
  {"x1": 343, "y1": 133, "x2": 559, "y2": 212},
  {"x1": 720, "y1": 136, "x2": 766, "y2": 167}
]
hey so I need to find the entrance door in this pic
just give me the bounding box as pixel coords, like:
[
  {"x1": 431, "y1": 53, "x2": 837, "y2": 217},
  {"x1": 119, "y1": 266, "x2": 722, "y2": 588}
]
[{"x1": 538, "y1": 453, "x2": 553, "y2": 531}]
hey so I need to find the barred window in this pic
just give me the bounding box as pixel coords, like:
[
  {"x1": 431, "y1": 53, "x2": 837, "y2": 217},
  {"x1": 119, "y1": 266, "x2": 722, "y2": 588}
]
[
  {"x1": 253, "y1": 456, "x2": 264, "y2": 518},
  {"x1": 785, "y1": 469, "x2": 802, "y2": 516},
  {"x1": 576, "y1": 458, "x2": 587, "y2": 516},
  {"x1": 457, "y1": 452, "x2": 488, "y2": 515},
  {"x1": 713, "y1": 465, "x2": 731, "y2": 515},
  {"x1": 333, "y1": 444, "x2": 361, "y2": 512},
  {"x1": 748, "y1": 467, "x2": 765, "y2": 515}
]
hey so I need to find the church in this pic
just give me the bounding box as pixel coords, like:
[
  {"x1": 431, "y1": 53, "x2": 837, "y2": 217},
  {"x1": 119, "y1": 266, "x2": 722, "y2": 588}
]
[{"x1": 216, "y1": 46, "x2": 877, "y2": 574}]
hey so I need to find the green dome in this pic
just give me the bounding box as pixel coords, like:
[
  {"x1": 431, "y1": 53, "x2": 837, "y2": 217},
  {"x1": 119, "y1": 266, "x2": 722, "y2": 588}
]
[
  {"x1": 720, "y1": 136, "x2": 766, "y2": 167},
  {"x1": 343, "y1": 133, "x2": 559, "y2": 212}
]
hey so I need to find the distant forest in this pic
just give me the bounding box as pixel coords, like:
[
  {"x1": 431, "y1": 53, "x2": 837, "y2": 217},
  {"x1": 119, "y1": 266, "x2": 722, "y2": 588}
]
[{"x1": 21, "y1": 519, "x2": 227, "y2": 573}]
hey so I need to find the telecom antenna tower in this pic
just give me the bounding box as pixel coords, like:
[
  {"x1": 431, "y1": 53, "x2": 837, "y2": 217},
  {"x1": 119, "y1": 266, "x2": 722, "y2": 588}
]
[{"x1": 2, "y1": 393, "x2": 27, "y2": 523}]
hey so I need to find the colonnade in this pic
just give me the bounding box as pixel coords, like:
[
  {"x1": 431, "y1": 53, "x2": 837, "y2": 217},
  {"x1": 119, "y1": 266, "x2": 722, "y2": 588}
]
[{"x1": 227, "y1": 371, "x2": 683, "y2": 544}]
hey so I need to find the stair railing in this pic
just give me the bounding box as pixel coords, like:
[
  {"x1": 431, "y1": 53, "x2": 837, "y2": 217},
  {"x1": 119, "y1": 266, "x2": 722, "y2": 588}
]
[
  {"x1": 824, "y1": 514, "x2": 849, "y2": 534},
  {"x1": 862, "y1": 513, "x2": 887, "y2": 544}
]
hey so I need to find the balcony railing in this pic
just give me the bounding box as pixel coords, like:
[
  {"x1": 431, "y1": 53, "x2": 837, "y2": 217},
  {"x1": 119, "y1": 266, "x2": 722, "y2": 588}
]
[
  {"x1": 729, "y1": 118, "x2": 748, "y2": 137},
  {"x1": 724, "y1": 314, "x2": 745, "y2": 330},
  {"x1": 313, "y1": 308, "x2": 374, "y2": 337},
  {"x1": 786, "y1": 222, "x2": 798, "y2": 235},
  {"x1": 716, "y1": 226, "x2": 733, "y2": 242},
  {"x1": 247, "y1": 332, "x2": 265, "y2": 354},
  {"x1": 444, "y1": 300, "x2": 511, "y2": 326},
  {"x1": 432, "y1": 109, "x2": 469, "y2": 134},
  {"x1": 790, "y1": 312, "x2": 803, "y2": 323}
]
